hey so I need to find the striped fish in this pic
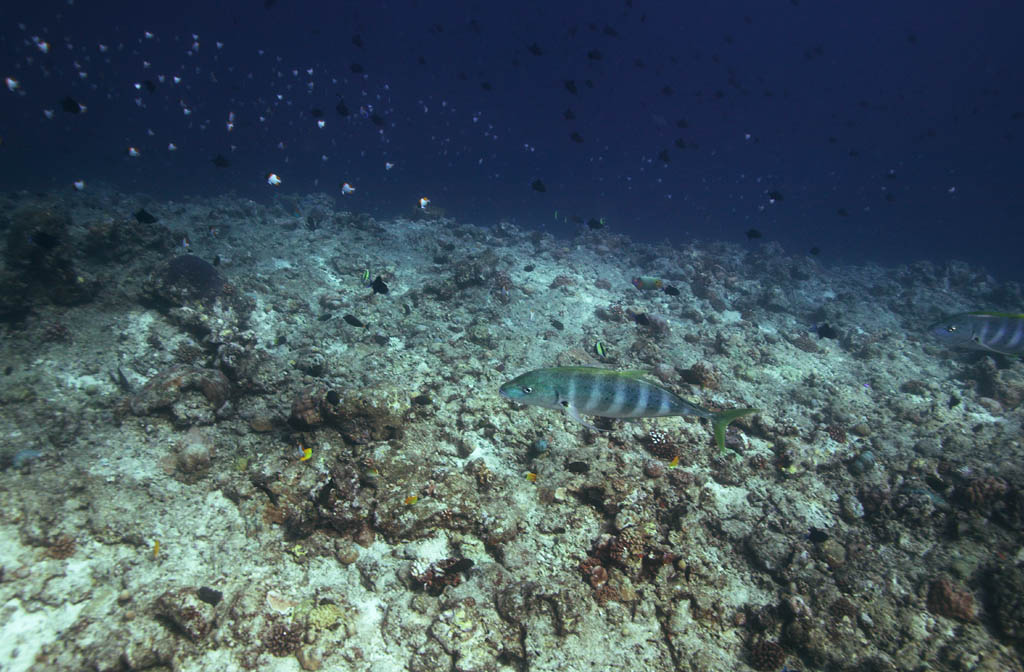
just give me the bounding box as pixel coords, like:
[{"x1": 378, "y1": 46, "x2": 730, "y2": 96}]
[
  {"x1": 499, "y1": 366, "x2": 758, "y2": 451},
  {"x1": 929, "y1": 312, "x2": 1024, "y2": 356}
]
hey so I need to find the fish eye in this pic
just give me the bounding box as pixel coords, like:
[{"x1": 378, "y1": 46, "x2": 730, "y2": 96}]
[{"x1": 521, "y1": 386, "x2": 533, "y2": 394}]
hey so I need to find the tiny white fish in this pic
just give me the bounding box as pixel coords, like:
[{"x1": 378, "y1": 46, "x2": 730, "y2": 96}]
[
  {"x1": 316, "y1": 119, "x2": 325, "y2": 129},
  {"x1": 127, "y1": 146, "x2": 140, "y2": 157},
  {"x1": 266, "y1": 173, "x2": 282, "y2": 186},
  {"x1": 419, "y1": 197, "x2": 430, "y2": 209},
  {"x1": 42, "y1": 109, "x2": 54, "y2": 119},
  {"x1": 72, "y1": 180, "x2": 85, "y2": 191},
  {"x1": 5, "y1": 77, "x2": 19, "y2": 92},
  {"x1": 340, "y1": 182, "x2": 355, "y2": 194},
  {"x1": 144, "y1": 31, "x2": 154, "y2": 39},
  {"x1": 167, "y1": 142, "x2": 177, "y2": 151},
  {"x1": 385, "y1": 162, "x2": 394, "y2": 170}
]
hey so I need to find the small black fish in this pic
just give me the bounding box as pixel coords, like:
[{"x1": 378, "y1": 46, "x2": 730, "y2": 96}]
[
  {"x1": 564, "y1": 80, "x2": 578, "y2": 95},
  {"x1": 350, "y1": 63, "x2": 364, "y2": 74},
  {"x1": 586, "y1": 218, "x2": 603, "y2": 230},
  {"x1": 807, "y1": 527, "x2": 829, "y2": 543},
  {"x1": 60, "y1": 96, "x2": 83, "y2": 114},
  {"x1": 531, "y1": 179, "x2": 547, "y2": 193},
  {"x1": 663, "y1": 285, "x2": 680, "y2": 296},
  {"x1": 197, "y1": 586, "x2": 222, "y2": 606},
  {"x1": 310, "y1": 107, "x2": 324, "y2": 118},
  {"x1": 674, "y1": 138, "x2": 687, "y2": 149},
  {"x1": 658, "y1": 149, "x2": 671, "y2": 163},
  {"x1": 211, "y1": 154, "x2": 231, "y2": 168},
  {"x1": 551, "y1": 318, "x2": 564, "y2": 330},
  {"x1": 343, "y1": 314, "x2": 366, "y2": 328},
  {"x1": 523, "y1": 264, "x2": 535, "y2": 272},
  {"x1": 632, "y1": 313, "x2": 650, "y2": 327},
  {"x1": 133, "y1": 208, "x2": 157, "y2": 224},
  {"x1": 352, "y1": 34, "x2": 364, "y2": 48},
  {"x1": 567, "y1": 461, "x2": 590, "y2": 474},
  {"x1": 570, "y1": 131, "x2": 584, "y2": 143},
  {"x1": 318, "y1": 313, "x2": 332, "y2": 322},
  {"x1": 809, "y1": 247, "x2": 821, "y2": 256},
  {"x1": 336, "y1": 100, "x2": 350, "y2": 116},
  {"x1": 370, "y1": 275, "x2": 389, "y2": 295},
  {"x1": 745, "y1": 228, "x2": 763, "y2": 240},
  {"x1": 816, "y1": 323, "x2": 838, "y2": 339},
  {"x1": 212, "y1": 254, "x2": 221, "y2": 266},
  {"x1": 528, "y1": 42, "x2": 543, "y2": 56},
  {"x1": 370, "y1": 112, "x2": 385, "y2": 126},
  {"x1": 587, "y1": 49, "x2": 603, "y2": 60},
  {"x1": 837, "y1": 208, "x2": 849, "y2": 217},
  {"x1": 480, "y1": 81, "x2": 492, "y2": 91},
  {"x1": 563, "y1": 108, "x2": 576, "y2": 121},
  {"x1": 602, "y1": 25, "x2": 619, "y2": 37},
  {"x1": 142, "y1": 80, "x2": 157, "y2": 93}
]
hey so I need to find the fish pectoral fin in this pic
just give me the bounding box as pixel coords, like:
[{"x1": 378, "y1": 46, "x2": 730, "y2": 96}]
[{"x1": 561, "y1": 400, "x2": 604, "y2": 431}]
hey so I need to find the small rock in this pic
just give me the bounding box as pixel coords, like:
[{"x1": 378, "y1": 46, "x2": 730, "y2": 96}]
[
  {"x1": 839, "y1": 494, "x2": 865, "y2": 521},
  {"x1": 643, "y1": 459, "x2": 665, "y2": 478},
  {"x1": 296, "y1": 647, "x2": 322, "y2": 671},
  {"x1": 977, "y1": 397, "x2": 1003, "y2": 414},
  {"x1": 849, "y1": 422, "x2": 871, "y2": 437},
  {"x1": 335, "y1": 540, "x2": 359, "y2": 565}
]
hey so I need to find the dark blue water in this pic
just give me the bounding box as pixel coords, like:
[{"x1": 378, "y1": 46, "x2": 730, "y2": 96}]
[{"x1": 2, "y1": 0, "x2": 1022, "y2": 281}]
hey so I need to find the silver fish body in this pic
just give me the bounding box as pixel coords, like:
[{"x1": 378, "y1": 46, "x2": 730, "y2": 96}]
[
  {"x1": 929, "y1": 312, "x2": 1024, "y2": 355},
  {"x1": 500, "y1": 366, "x2": 757, "y2": 451}
]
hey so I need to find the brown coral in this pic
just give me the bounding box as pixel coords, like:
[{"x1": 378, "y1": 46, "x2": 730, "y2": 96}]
[
  {"x1": 825, "y1": 424, "x2": 847, "y2": 443},
  {"x1": 681, "y1": 362, "x2": 720, "y2": 388},
  {"x1": 129, "y1": 364, "x2": 231, "y2": 416},
  {"x1": 261, "y1": 622, "x2": 304, "y2": 656},
  {"x1": 549, "y1": 274, "x2": 574, "y2": 289},
  {"x1": 644, "y1": 429, "x2": 679, "y2": 460},
  {"x1": 960, "y1": 476, "x2": 1009, "y2": 510},
  {"x1": 45, "y1": 534, "x2": 76, "y2": 559},
  {"x1": 927, "y1": 578, "x2": 975, "y2": 622},
  {"x1": 411, "y1": 557, "x2": 474, "y2": 595},
  {"x1": 289, "y1": 385, "x2": 326, "y2": 428},
  {"x1": 749, "y1": 640, "x2": 786, "y2": 671}
]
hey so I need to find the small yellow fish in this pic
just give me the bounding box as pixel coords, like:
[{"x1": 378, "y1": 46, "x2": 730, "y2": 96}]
[
  {"x1": 297, "y1": 443, "x2": 312, "y2": 461},
  {"x1": 419, "y1": 196, "x2": 430, "y2": 209},
  {"x1": 525, "y1": 472, "x2": 538, "y2": 482},
  {"x1": 668, "y1": 456, "x2": 679, "y2": 468},
  {"x1": 153, "y1": 540, "x2": 160, "y2": 558},
  {"x1": 404, "y1": 495, "x2": 419, "y2": 505}
]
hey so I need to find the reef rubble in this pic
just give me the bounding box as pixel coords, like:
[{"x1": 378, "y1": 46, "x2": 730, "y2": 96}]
[{"x1": 0, "y1": 188, "x2": 1022, "y2": 672}]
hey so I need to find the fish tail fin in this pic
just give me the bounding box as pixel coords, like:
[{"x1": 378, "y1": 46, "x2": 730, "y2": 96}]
[{"x1": 712, "y1": 408, "x2": 759, "y2": 452}]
